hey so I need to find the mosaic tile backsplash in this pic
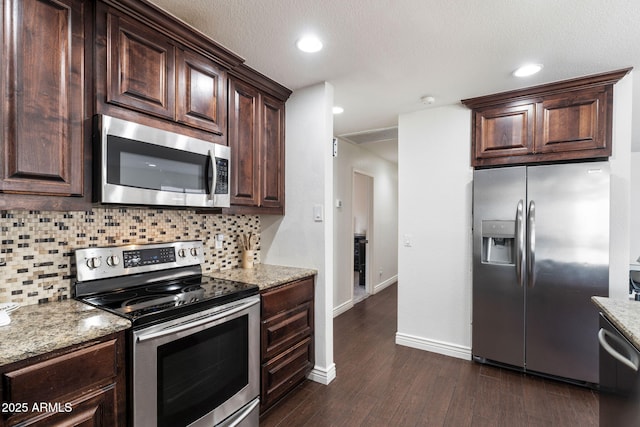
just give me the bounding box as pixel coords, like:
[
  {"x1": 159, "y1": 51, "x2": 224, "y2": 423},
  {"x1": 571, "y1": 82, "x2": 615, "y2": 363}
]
[{"x1": 0, "y1": 208, "x2": 260, "y2": 306}]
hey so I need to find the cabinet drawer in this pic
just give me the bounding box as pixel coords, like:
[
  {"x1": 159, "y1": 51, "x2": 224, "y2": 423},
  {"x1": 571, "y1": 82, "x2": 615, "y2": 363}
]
[
  {"x1": 261, "y1": 337, "x2": 313, "y2": 409},
  {"x1": 261, "y1": 277, "x2": 314, "y2": 318},
  {"x1": 3, "y1": 339, "x2": 118, "y2": 405},
  {"x1": 262, "y1": 302, "x2": 313, "y2": 360}
]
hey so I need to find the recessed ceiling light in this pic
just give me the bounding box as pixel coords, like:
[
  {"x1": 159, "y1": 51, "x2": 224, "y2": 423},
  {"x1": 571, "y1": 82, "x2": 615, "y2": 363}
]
[
  {"x1": 332, "y1": 106, "x2": 344, "y2": 114},
  {"x1": 513, "y1": 63, "x2": 543, "y2": 77},
  {"x1": 296, "y1": 35, "x2": 323, "y2": 53}
]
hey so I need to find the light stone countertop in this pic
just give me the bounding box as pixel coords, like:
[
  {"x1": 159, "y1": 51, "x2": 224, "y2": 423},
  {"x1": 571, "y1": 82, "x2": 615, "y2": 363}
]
[
  {"x1": 0, "y1": 264, "x2": 314, "y2": 367},
  {"x1": 0, "y1": 299, "x2": 131, "y2": 367},
  {"x1": 207, "y1": 263, "x2": 317, "y2": 291},
  {"x1": 592, "y1": 296, "x2": 640, "y2": 349}
]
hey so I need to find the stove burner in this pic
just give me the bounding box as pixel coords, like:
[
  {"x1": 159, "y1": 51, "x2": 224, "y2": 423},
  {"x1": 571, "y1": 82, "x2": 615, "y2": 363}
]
[
  {"x1": 146, "y1": 282, "x2": 184, "y2": 293},
  {"x1": 88, "y1": 291, "x2": 139, "y2": 305},
  {"x1": 181, "y1": 284, "x2": 203, "y2": 293},
  {"x1": 123, "y1": 294, "x2": 172, "y2": 308}
]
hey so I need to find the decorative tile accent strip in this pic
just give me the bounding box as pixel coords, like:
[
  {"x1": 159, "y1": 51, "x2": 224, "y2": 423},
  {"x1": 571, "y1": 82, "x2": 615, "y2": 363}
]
[{"x1": 0, "y1": 208, "x2": 260, "y2": 306}]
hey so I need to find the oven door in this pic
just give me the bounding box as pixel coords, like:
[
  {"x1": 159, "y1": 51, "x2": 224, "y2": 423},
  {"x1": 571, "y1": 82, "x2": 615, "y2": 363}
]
[
  {"x1": 96, "y1": 114, "x2": 230, "y2": 208},
  {"x1": 132, "y1": 296, "x2": 260, "y2": 427}
]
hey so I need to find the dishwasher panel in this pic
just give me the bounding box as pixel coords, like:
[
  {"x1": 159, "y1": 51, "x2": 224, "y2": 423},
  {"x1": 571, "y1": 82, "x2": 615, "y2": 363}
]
[{"x1": 598, "y1": 314, "x2": 640, "y2": 427}]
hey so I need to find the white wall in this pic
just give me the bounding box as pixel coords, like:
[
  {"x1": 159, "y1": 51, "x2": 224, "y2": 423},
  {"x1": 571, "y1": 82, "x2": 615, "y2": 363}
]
[
  {"x1": 353, "y1": 173, "x2": 369, "y2": 235},
  {"x1": 631, "y1": 151, "x2": 640, "y2": 261},
  {"x1": 396, "y1": 105, "x2": 473, "y2": 360},
  {"x1": 394, "y1": 75, "x2": 634, "y2": 362},
  {"x1": 260, "y1": 82, "x2": 336, "y2": 385},
  {"x1": 333, "y1": 139, "x2": 398, "y2": 316},
  {"x1": 611, "y1": 73, "x2": 634, "y2": 298}
]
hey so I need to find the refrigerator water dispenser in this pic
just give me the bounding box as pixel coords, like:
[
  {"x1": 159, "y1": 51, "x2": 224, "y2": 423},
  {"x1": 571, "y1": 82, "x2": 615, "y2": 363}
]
[{"x1": 481, "y1": 220, "x2": 515, "y2": 265}]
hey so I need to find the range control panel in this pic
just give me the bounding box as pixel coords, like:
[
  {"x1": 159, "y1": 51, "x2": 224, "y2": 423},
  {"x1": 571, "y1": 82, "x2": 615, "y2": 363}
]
[
  {"x1": 123, "y1": 246, "x2": 177, "y2": 268},
  {"x1": 75, "y1": 240, "x2": 204, "y2": 282}
]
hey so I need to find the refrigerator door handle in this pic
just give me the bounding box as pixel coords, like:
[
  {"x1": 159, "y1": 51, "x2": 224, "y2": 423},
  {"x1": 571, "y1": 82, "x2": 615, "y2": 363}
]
[
  {"x1": 527, "y1": 200, "x2": 536, "y2": 288},
  {"x1": 516, "y1": 199, "x2": 525, "y2": 287}
]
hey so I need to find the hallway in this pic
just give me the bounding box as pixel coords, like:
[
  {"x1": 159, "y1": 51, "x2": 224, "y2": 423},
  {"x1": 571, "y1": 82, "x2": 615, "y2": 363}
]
[{"x1": 260, "y1": 283, "x2": 598, "y2": 426}]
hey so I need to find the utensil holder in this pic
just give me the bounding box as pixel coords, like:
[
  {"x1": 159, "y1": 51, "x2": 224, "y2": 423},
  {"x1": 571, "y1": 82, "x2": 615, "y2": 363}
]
[{"x1": 241, "y1": 250, "x2": 254, "y2": 269}]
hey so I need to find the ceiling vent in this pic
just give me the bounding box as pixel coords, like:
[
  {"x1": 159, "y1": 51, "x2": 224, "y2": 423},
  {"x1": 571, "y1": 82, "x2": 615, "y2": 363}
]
[{"x1": 339, "y1": 127, "x2": 398, "y2": 145}]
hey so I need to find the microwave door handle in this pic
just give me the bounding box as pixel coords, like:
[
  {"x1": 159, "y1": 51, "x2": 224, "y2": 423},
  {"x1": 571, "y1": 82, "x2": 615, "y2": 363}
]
[{"x1": 208, "y1": 150, "x2": 216, "y2": 201}]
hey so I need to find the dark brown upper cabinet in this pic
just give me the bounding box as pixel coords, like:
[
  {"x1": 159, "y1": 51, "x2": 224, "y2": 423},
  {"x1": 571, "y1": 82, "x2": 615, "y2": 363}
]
[
  {"x1": 228, "y1": 77, "x2": 285, "y2": 214},
  {"x1": 228, "y1": 78, "x2": 260, "y2": 206},
  {"x1": 260, "y1": 94, "x2": 285, "y2": 209},
  {"x1": 176, "y1": 48, "x2": 227, "y2": 135},
  {"x1": 0, "y1": 0, "x2": 89, "y2": 209},
  {"x1": 462, "y1": 68, "x2": 631, "y2": 167},
  {"x1": 96, "y1": 1, "x2": 237, "y2": 142},
  {"x1": 106, "y1": 10, "x2": 176, "y2": 120}
]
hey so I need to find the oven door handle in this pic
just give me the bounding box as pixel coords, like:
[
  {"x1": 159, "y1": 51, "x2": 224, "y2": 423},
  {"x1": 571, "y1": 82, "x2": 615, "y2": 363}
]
[
  {"x1": 136, "y1": 298, "x2": 258, "y2": 342},
  {"x1": 217, "y1": 398, "x2": 259, "y2": 427}
]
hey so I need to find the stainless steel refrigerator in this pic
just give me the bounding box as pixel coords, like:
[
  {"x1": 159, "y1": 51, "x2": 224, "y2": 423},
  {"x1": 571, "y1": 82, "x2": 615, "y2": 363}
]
[{"x1": 472, "y1": 161, "x2": 609, "y2": 384}]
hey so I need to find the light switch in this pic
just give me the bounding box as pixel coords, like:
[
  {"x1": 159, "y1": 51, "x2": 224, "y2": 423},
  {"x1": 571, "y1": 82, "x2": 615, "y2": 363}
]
[
  {"x1": 403, "y1": 234, "x2": 412, "y2": 247},
  {"x1": 313, "y1": 204, "x2": 324, "y2": 222}
]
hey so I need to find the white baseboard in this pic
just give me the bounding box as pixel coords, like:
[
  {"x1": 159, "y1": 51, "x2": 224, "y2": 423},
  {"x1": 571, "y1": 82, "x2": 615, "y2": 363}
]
[
  {"x1": 308, "y1": 363, "x2": 336, "y2": 385},
  {"x1": 373, "y1": 275, "x2": 397, "y2": 294},
  {"x1": 333, "y1": 300, "x2": 353, "y2": 318},
  {"x1": 395, "y1": 332, "x2": 471, "y2": 361}
]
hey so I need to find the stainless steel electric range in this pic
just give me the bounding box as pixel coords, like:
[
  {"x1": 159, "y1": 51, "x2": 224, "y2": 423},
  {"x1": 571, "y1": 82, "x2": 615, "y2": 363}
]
[{"x1": 74, "y1": 240, "x2": 260, "y2": 427}]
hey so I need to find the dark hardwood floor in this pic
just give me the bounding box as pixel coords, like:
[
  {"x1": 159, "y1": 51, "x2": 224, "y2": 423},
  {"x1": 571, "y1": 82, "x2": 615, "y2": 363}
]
[{"x1": 259, "y1": 283, "x2": 598, "y2": 426}]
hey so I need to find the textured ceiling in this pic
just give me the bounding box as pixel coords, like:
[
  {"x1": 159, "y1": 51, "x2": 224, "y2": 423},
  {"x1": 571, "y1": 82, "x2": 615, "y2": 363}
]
[{"x1": 148, "y1": 0, "x2": 640, "y2": 161}]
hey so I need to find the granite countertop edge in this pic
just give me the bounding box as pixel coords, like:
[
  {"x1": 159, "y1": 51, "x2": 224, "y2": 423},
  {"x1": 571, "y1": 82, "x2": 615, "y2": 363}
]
[
  {"x1": 592, "y1": 296, "x2": 640, "y2": 349},
  {"x1": 0, "y1": 299, "x2": 131, "y2": 367},
  {"x1": 207, "y1": 263, "x2": 317, "y2": 291}
]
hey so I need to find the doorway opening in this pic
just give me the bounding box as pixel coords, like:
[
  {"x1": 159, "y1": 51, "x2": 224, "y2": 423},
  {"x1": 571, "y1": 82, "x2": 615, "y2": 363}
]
[{"x1": 352, "y1": 170, "x2": 373, "y2": 304}]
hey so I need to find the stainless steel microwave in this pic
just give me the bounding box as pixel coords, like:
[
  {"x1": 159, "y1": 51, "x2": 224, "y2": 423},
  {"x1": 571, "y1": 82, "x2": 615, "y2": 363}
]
[{"x1": 94, "y1": 115, "x2": 230, "y2": 208}]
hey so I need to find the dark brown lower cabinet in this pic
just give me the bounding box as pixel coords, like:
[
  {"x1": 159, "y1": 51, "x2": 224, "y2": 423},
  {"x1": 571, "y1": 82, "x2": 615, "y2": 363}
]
[
  {"x1": 0, "y1": 332, "x2": 126, "y2": 427},
  {"x1": 260, "y1": 277, "x2": 315, "y2": 413}
]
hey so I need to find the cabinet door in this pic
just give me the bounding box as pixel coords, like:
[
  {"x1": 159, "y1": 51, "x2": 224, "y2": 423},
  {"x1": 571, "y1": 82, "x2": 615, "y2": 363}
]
[
  {"x1": 260, "y1": 94, "x2": 285, "y2": 210},
  {"x1": 176, "y1": 48, "x2": 226, "y2": 135},
  {"x1": 472, "y1": 103, "x2": 535, "y2": 162},
  {"x1": 535, "y1": 86, "x2": 610, "y2": 156},
  {"x1": 106, "y1": 11, "x2": 175, "y2": 119},
  {"x1": 10, "y1": 386, "x2": 118, "y2": 427},
  {"x1": 228, "y1": 78, "x2": 260, "y2": 206},
  {"x1": 1, "y1": 336, "x2": 125, "y2": 427},
  {"x1": 0, "y1": 0, "x2": 84, "y2": 196}
]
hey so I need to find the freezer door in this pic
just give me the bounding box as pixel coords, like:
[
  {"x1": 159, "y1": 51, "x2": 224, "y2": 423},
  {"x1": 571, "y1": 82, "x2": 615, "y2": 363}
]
[
  {"x1": 526, "y1": 162, "x2": 609, "y2": 384},
  {"x1": 472, "y1": 166, "x2": 526, "y2": 367}
]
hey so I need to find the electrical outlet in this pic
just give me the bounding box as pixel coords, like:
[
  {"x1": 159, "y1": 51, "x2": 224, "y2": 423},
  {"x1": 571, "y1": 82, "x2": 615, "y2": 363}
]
[{"x1": 215, "y1": 233, "x2": 224, "y2": 249}]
